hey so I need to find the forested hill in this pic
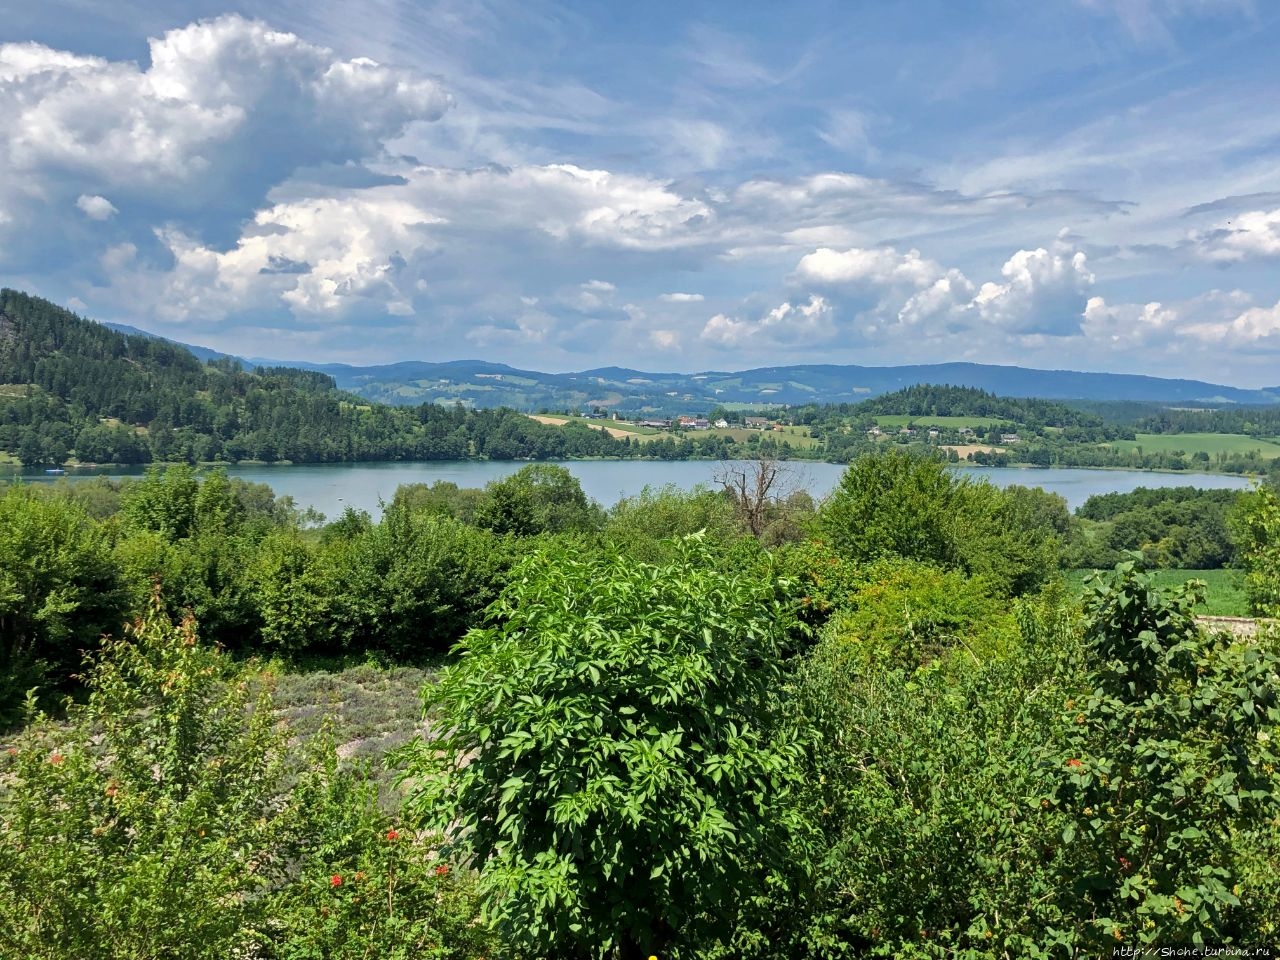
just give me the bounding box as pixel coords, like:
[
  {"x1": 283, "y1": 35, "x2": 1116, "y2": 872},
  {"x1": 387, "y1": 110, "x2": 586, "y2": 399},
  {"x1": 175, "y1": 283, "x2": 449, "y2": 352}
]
[
  {"x1": 848, "y1": 385, "x2": 1104, "y2": 428},
  {"x1": 0, "y1": 290, "x2": 632, "y2": 466}
]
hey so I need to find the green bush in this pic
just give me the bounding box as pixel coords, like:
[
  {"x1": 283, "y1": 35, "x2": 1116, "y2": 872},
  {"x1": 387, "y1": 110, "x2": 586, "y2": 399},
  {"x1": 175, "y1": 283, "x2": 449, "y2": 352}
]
[
  {"x1": 399, "y1": 536, "x2": 804, "y2": 959},
  {"x1": 0, "y1": 487, "x2": 126, "y2": 720},
  {"x1": 780, "y1": 587, "x2": 1084, "y2": 958},
  {"x1": 1049, "y1": 561, "x2": 1280, "y2": 947},
  {"x1": 0, "y1": 595, "x2": 309, "y2": 957}
]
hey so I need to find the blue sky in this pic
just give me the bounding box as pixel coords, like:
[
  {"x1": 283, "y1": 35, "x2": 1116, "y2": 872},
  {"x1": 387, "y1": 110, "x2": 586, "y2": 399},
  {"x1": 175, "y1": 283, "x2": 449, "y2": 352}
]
[{"x1": 3, "y1": 0, "x2": 1280, "y2": 383}]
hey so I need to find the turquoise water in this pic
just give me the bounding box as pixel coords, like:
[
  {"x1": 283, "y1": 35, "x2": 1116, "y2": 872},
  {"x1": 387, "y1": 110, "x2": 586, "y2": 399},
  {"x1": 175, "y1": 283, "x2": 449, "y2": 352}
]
[{"x1": 3, "y1": 460, "x2": 1255, "y2": 521}]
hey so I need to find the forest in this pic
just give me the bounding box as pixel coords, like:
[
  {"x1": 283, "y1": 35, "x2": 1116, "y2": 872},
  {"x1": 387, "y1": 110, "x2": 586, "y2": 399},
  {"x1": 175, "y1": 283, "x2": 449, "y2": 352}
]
[
  {"x1": 8, "y1": 291, "x2": 1280, "y2": 479},
  {"x1": 2, "y1": 448, "x2": 1279, "y2": 958}
]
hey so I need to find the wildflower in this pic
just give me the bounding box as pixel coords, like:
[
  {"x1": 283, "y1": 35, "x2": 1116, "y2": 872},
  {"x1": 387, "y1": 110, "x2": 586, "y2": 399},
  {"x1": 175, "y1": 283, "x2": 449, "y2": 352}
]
[
  {"x1": 49, "y1": 753, "x2": 64, "y2": 766},
  {"x1": 331, "y1": 875, "x2": 343, "y2": 888},
  {"x1": 435, "y1": 865, "x2": 449, "y2": 876},
  {"x1": 6, "y1": 747, "x2": 17, "y2": 756},
  {"x1": 386, "y1": 829, "x2": 399, "y2": 842},
  {"x1": 1066, "y1": 758, "x2": 1083, "y2": 769}
]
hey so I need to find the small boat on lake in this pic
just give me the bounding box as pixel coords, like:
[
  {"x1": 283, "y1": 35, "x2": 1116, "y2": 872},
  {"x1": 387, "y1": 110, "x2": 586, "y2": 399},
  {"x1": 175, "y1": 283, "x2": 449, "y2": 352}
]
[{"x1": 44, "y1": 468, "x2": 66, "y2": 475}]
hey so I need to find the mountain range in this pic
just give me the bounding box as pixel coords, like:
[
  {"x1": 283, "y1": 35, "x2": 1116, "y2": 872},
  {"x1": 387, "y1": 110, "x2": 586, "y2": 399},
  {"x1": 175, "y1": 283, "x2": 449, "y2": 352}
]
[{"x1": 104, "y1": 323, "x2": 1280, "y2": 412}]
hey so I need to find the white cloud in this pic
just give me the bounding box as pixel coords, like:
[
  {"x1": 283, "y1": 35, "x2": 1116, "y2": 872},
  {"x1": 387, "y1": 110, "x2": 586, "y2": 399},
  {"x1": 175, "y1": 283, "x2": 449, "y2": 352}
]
[
  {"x1": 973, "y1": 247, "x2": 1095, "y2": 335},
  {"x1": 1185, "y1": 298, "x2": 1280, "y2": 343},
  {"x1": 75, "y1": 194, "x2": 117, "y2": 220},
  {"x1": 649, "y1": 328, "x2": 680, "y2": 350},
  {"x1": 581, "y1": 279, "x2": 616, "y2": 291},
  {"x1": 795, "y1": 246, "x2": 945, "y2": 288},
  {"x1": 0, "y1": 15, "x2": 451, "y2": 240},
  {"x1": 659, "y1": 292, "x2": 704, "y2": 302},
  {"x1": 1191, "y1": 207, "x2": 1280, "y2": 262},
  {"x1": 701, "y1": 295, "x2": 833, "y2": 346}
]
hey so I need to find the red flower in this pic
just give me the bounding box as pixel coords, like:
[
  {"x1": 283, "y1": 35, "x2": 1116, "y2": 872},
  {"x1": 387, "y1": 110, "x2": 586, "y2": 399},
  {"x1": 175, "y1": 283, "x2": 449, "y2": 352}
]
[
  {"x1": 1066, "y1": 759, "x2": 1083, "y2": 769},
  {"x1": 435, "y1": 865, "x2": 449, "y2": 876},
  {"x1": 49, "y1": 753, "x2": 65, "y2": 766},
  {"x1": 386, "y1": 829, "x2": 399, "y2": 842},
  {"x1": 330, "y1": 874, "x2": 343, "y2": 888}
]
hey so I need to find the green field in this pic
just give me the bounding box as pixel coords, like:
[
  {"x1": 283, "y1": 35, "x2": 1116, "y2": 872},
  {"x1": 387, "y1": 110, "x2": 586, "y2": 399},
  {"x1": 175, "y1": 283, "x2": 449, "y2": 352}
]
[
  {"x1": 1065, "y1": 567, "x2": 1249, "y2": 617},
  {"x1": 1110, "y1": 432, "x2": 1280, "y2": 457},
  {"x1": 873, "y1": 414, "x2": 1001, "y2": 429}
]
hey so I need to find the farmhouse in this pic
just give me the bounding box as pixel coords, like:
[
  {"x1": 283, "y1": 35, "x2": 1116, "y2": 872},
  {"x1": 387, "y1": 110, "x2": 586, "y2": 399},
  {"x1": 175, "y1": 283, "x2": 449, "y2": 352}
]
[{"x1": 744, "y1": 416, "x2": 771, "y2": 429}]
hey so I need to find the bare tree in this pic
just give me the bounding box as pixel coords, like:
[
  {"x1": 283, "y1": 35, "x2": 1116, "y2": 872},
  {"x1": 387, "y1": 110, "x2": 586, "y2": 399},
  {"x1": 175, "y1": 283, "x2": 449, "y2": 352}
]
[{"x1": 714, "y1": 456, "x2": 805, "y2": 538}]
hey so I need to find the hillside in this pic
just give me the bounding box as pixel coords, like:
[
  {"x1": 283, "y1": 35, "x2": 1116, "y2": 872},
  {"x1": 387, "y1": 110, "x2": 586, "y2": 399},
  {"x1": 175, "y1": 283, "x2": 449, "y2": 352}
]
[
  {"x1": 0, "y1": 291, "x2": 628, "y2": 466},
  {"x1": 254, "y1": 356, "x2": 1280, "y2": 412}
]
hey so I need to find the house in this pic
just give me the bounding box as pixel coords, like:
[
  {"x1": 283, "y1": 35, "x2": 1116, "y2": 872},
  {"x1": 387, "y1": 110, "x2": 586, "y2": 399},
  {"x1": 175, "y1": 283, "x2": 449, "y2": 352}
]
[
  {"x1": 713, "y1": 418, "x2": 729, "y2": 429},
  {"x1": 867, "y1": 426, "x2": 883, "y2": 437},
  {"x1": 899, "y1": 427, "x2": 915, "y2": 436},
  {"x1": 641, "y1": 419, "x2": 671, "y2": 429},
  {"x1": 1000, "y1": 433, "x2": 1021, "y2": 444},
  {"x1": 744, "y1": 416, "x2": 771, "y2": 429},
  {"x1": 927, "y1": 429, "x2": 940, "y2": 438}
]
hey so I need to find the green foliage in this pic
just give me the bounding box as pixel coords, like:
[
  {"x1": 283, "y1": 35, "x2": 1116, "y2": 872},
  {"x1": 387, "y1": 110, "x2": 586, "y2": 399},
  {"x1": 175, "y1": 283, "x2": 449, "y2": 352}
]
[
  {"x1": 268, "y1": 767, "x2": 496, "y2": 960},
  {"x1": 473, "y1": 463, "x2": 604, "y2": 537},
  {"x1": 400, "y1": 538, "x2": 804, "y2": 958},
  {"x1": 1050, "y1": 560, "x2": 1280, "y2": 946},
  {"x1": 604, "y1": 483, "x2": 741, "y2": 561},
  {"x1": 1068, "y1": 486, "x2": 1240, "y2": 570},
  {"x1": 824, "y1": 561, "x2": 1020, "y2": 673},
  {"x1": 1230, "y1": 485, "x2": 1280, "y2": 616},
  {"x1": 0, "y1": 596, "x2": 308, "y2": 957},
  {"x1": 818, "y1": 449, "x2": 1063, "y2": 596},
  {"x1": 786, "y1": 589, "x2": 1085, "y2": 958},
  {"x1": 0, "y1": 487, "x2": 126, "y2": 720}
]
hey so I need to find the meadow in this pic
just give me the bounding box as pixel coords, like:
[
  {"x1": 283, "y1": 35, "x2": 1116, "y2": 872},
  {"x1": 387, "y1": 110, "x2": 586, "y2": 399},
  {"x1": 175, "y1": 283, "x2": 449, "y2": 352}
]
[
  {"x1": 1064, "y1": 567, "x2": 1250, "y2": 616},
  {"x1": 1110, "y1": 432, "x2": 1280, "y2": 458}
]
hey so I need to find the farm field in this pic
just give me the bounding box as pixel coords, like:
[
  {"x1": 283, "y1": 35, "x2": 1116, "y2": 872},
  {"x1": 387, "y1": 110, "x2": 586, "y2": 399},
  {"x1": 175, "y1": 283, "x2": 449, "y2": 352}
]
[
  {"x1": 526, "y1": 415, "x2": 823, "y2": 449},
  {"x1": 526, "y1": 414, "x2": 670, "y2": 439},
  {"x1": 1109, "y1": 432, "x2": 1280, "y2": 458},
  {"x1": 1064, "y1": 567, "x2": 1249, "y2": 617}
]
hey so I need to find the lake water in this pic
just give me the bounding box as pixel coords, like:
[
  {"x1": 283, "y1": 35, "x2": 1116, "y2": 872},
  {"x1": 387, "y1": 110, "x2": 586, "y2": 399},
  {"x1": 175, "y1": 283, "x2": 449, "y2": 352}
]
[{"x1": 4, "y1": 460, "x2": 1256, "y2": 520}]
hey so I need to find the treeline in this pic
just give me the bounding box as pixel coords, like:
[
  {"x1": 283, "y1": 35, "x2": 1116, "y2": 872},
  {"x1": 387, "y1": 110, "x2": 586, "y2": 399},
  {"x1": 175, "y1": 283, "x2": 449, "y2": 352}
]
[
  {"x1": 1137, "y1": 405, "x2": 1280, "y2": 437},
  {"x1": 3, "y1": 449, "x2": 1280, "y2": 957},
  {"x1": 1066, "y1": 486, "x2": 1240, "y2": 569},
  {"x1": 849, "y1": 383, "x2": 1107, "y2": 429}
]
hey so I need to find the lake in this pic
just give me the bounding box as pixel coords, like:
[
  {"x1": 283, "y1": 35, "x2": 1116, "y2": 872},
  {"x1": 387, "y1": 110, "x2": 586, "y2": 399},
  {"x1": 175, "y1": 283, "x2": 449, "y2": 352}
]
[{"x1": 3, "y1": 460, "x2": 1256, "y2": 520}]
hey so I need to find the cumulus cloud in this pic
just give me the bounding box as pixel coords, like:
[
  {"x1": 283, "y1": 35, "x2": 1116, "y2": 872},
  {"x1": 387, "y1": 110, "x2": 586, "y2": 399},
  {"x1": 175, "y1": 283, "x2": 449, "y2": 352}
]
[
  {"x1": 787, "y1": 236, "x2": 1095, "y2": 339},
  {"x1": 1082, "y1": 288, "x2": 1280, "y2": 349},
  {"x1": 1185, "y1": 298, "x2": 1280, "y2": 344},
  {"x1": 659, "y1": 292, "x2": 704, "y2": 302},
  {"x1": 1190, "y1": 208, "x2": 1280, "y2": 262},
  {"x1": 0, "y1": 15, "x2": 452, "y2": 269},
  {"x1": 972, "y1": 247, "x2": 1095, "y2": 335},
  {"x1": 795, "y1": 246, "x2": 946, "y2": 288},
  {"x1": 701, "y1": 295, "x2": 833, "y2": 346},
  {"x1": 75, "y1": 194, "x2": 117, "y2": 220}
]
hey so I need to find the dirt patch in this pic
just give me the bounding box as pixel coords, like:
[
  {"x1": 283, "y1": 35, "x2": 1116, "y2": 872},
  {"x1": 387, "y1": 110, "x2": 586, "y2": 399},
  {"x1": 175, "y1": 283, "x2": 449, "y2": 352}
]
[
  {"x1": 527, "y1": 414, "x2": 638, "y2": 440},
  {"x1": 941, "y1": 444, "x2": 1007, "y2": 457},
  {"x1": 1197, "y1": 616, "x2": 1273, "y2": 640}
]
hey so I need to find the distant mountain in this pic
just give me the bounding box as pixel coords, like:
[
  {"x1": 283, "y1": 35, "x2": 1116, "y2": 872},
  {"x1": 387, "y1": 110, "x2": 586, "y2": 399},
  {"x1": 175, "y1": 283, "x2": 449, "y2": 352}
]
[
  {"x1": 273, "y1": 358, "x2": 1280, "y2": 412},
  {"x1": 89, "y1": 318, "x2": 1280, "y2": 410}
]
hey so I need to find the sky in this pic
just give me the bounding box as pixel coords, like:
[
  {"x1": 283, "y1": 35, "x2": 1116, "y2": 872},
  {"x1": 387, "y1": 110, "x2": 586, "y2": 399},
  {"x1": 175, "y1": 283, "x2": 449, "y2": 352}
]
[{"x1": 3, "y1": 1, "x2": 1280, "y2": 384}]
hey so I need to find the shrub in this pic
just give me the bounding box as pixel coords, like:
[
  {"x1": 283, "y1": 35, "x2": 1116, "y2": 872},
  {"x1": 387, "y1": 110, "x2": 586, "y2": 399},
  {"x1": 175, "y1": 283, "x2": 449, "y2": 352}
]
[{"x1": 398, "y1": 537, "x2": 804, "y2": 959}]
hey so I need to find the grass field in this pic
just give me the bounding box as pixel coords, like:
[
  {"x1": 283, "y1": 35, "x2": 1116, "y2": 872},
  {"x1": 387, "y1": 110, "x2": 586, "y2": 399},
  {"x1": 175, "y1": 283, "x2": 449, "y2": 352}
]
[
  {"x1": 1110, "y1": 432, "x2": 1280, "y2": 458},
  {"x1": 873, "y1": 414, "x2": 1001, "y2": 429},
  {"x1": 1065, "y1": 567, "x2": 1250, "y2": 617}
]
